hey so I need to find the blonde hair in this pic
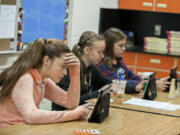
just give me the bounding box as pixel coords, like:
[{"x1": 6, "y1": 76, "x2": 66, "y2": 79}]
[{"x1": 72, "y1": 31, "x2": 104, "y2": 88}]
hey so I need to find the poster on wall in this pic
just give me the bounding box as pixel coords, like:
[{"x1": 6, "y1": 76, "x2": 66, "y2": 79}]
[
  {"x1": 22, "y1": 0, "x2": 66, "y2": 43},
  {"x1": 0, "y1": 5, "x2": 16, "y2": 39}
]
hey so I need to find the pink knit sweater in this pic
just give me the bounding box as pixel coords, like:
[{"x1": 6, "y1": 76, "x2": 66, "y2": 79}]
[{"x1": 0, "y1": 66, "x2": 80, "y2": 129}]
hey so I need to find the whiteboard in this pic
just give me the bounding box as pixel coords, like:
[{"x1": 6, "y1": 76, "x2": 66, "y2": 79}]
[{"x1": 0, "y1": 5, "x2": 16, "y2": 39}]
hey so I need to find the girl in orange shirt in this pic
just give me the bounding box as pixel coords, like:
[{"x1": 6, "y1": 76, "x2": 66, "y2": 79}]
[{"x1": 0, "y1": 38, "x2": 91, "y2": 129}]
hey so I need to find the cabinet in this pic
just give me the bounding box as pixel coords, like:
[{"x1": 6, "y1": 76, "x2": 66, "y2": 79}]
[
  {"x1": 119, "y1": 0, "x2": 154, "y2": 11},
  {"x1": 119, "y1": 0, "x2": 180, "y2": 77},
  {"x1": 177, "y1": 57, "x2": 180, "y2": 72},
  {"x1": 136, "y1": 68, "x2": 170, "y2": 77},
  {"x1": 156, "y1": 0, "x2": 180, "y2": 13},
  {"x1": 137, "y1": 53, "x2": 174, "y2": 70},
  {"x1": 119, "y1": 0, "x2": 180, "y2": 13},
  {"x1": 123, "y1": 52, "x2": 136, "y2": 72},
  {"x1": 123, "y1": 52, "x2": 136, "y2": 66},
  {"x1": 123, "y1": 52, "x2": 179, "y2": 78}
]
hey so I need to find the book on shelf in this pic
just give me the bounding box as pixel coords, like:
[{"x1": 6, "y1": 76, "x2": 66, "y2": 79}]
[{"x1": 144, "y1": 37, "x2": 168, "y2": 54}]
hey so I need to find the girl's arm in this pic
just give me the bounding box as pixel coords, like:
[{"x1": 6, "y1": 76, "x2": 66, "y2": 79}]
[
  {"x1": 44, "y1": 66, "x2": 80, "y2": 109},
  {"x1": 12, "y1": 73, "x2": 84, "y2": 124},
  {"x1": 97, "y1": 62, "x2": 141, "y2": 93}
]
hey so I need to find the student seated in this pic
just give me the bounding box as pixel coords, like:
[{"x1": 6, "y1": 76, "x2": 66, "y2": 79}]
[
  {"x1": 97, "y1": 27, "x2": 169, "y2": 93},
  {"x1": 52, "y1": 31, "x2": 112, "y2": 111},
  {"x1": 0, "y1": 38, "x2": 91, "y2": 129}
]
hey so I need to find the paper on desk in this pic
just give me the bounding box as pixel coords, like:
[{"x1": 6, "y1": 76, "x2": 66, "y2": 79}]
[{"x1": 123, "y1": 97, "x2": 180, "y2": 111}]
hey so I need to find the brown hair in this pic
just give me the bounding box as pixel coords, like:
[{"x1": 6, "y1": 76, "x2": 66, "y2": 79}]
[
  {"x1": 0, "y1": 38, "x2": 70, "y2": 103},
  {"x1": 103, "y1": 28, "x2": 127, "y2": 70},
  {"x1": 72, "y1": 31, "x2": 104, "y2": 88}
]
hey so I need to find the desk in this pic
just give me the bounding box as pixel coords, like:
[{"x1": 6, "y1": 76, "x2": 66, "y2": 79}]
[
  {"x1": 0, "y1": 108, "x2": 180, "y2": 135},
  {"x1": 110, "y1": 91, "x2": 180, "y2": 116},
  {"x1": 1, "y1": 91, "x2": 180, "y2": 135}
]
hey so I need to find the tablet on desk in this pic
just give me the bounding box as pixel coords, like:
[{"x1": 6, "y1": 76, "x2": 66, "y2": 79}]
[
  {"x1": 164, "y1": 66, "x2": 178, "y2": 92},
  {"x1": 142, "y1": 72, "x2": 157, "y2": 100},
  {"x1": 88, "y1": 85, "x2": 111, "y2": 123}
]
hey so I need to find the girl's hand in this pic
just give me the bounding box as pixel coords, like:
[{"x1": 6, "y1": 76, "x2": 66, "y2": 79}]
[
  {"x1": 156, "y1": 76, "x2": 170, "y2": 91},
  {"x1": 98, "y1": 84, "x2": 112, "y2": 92},
  {"x1": 64, "y1": 53, "x2": 80, "y2": 67},
  {"x1": 75, "y1": 103, "x2": 94, "y2": 120},
  {"x1": 135, "y1": 80, "x2": 145, "y2": 92}
]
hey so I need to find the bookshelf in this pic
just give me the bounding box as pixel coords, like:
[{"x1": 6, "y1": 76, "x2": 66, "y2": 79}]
[
  {"x1": 0, "y1": 0, "x2": 22, "y2": 72},
  {"x1": 0, "y1": 0, "x2": 22, "y2": 51},
  {"x1": 0, "y1": 52, "x2": 20, "y2": 73}
]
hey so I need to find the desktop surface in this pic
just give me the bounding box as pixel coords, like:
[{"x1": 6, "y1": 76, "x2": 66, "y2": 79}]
[{"x1": 0, "y1": 91, "x2": 180, "y2": 135}]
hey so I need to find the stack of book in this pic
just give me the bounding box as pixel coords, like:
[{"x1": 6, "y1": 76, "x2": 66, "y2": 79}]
[
  {"x1": 144, "y1": 37, "x2": 168, "y2": 54},
  {"x1": 167, "y1": 31, "x2": 180, "y2": 56}
]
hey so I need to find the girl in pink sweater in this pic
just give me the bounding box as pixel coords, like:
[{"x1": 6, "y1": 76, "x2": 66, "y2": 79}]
[{"x1": 0, "y1": 38, "x2": 91, "y2": 129}]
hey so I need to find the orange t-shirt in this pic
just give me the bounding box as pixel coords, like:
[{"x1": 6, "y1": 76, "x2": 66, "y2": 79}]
[{"x1": 0, "y1": 66, "x2": 80, "y2": 129}]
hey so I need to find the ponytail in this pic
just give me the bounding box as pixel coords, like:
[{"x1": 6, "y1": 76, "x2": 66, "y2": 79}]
[
  {"x1": 72, "y1": 44, "x2": 81, "y2": 59},
  {"x1": 0, "y1": 38, "x2": 45, "y2": 103},
  {"x1": 0, "y1": 38, "x2": 69, "y2": 103},
  {"x1": 72, "y1": 44, "x2": 85, "y2": 89}
]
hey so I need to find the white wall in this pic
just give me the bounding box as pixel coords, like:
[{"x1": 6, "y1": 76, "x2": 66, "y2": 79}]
[{"x1": 67, "y1": 0, "x2": 118, "y2": 49}]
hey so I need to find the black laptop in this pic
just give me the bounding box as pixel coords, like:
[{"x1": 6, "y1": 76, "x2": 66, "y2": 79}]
[{"x1": 88, "y1": 85, "x2": 111, "y2": 123}]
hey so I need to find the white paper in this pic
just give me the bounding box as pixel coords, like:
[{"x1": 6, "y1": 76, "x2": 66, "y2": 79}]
[
  {"x1": 0, "y1": 5, "x2": 16, "y2": 38},
  {"x1": 123, "y1": 97, "x2": 180, "y2": 111}
]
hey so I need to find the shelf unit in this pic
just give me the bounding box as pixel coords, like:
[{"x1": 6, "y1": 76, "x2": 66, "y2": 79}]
[
  {"x1": 0, "y1": 0, "x2": 21, "y2": 51},
  {"x1": 123, "y1": 51, "x2": 180, "y2": 78},
  {"x1": 119, "y1": 0, "x2": 180, "y2": 13},
  {"x1": 0, "y1": 0, "x2": 22, "y2": 72}
]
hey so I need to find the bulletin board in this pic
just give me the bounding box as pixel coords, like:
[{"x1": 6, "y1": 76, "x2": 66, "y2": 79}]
[
  {"x1": 22, "y1": 0, "x2": 66, "y2": 43},
  {"x1": 0, "y1": 5, "x2": 16, "y2": 39},
  {"x1": 0, "y1": 0, "x2": 16, "y2": 51}
]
